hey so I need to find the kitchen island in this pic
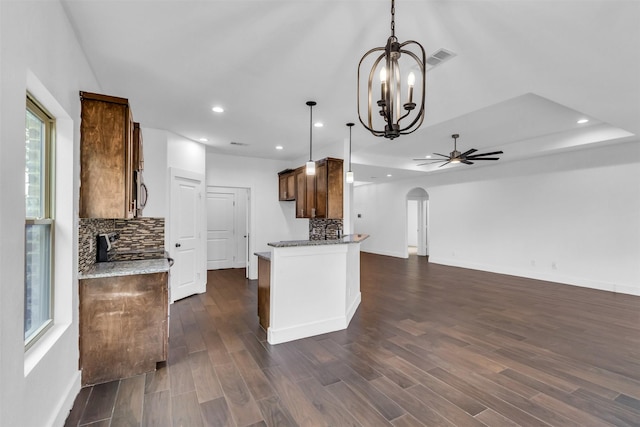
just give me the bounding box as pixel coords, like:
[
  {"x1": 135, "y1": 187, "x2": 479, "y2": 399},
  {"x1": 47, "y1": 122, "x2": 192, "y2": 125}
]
[{"x1": 256, "y1": 234, "x2": 368, "y2": 345}]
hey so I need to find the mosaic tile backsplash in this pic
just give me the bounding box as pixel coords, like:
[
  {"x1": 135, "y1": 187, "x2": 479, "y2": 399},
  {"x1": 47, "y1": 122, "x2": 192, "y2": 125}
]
[
  {"x1": 309, "y1": 218, "x2": 343, "y2": 241},
  {"x1": 79, "y1": 217, "x2": 165, "y2": 272}
]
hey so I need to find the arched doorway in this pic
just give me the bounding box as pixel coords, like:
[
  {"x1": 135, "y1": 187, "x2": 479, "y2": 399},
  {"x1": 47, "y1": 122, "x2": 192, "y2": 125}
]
[{"x1": 406, "y1": 187, "x2": 429, "y2": 257}]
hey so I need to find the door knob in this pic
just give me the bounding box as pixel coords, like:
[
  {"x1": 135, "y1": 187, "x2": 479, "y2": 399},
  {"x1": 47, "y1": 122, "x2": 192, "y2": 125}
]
[{"x1": 175, "y1": 243, "x2": 181, "y2": 248}]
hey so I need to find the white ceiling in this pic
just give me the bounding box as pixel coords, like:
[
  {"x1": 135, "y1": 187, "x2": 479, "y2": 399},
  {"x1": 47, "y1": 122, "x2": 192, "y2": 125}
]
[{"x1": 61, "y1": 0, "x2": 640, "y2": 183}]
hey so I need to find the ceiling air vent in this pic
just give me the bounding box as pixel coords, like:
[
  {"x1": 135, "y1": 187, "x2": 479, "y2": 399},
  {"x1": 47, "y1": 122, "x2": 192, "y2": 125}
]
[
  {"x1": 230, "y1": 141, "x2": 249, "y2": 147},
  {"x1": 426, "y1": 48, "x2": 456, "y2": 69}
]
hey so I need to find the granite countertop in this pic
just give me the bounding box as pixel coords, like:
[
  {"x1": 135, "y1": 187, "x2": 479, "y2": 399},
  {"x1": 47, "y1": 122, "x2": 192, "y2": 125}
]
[
  {"x1": 267, "y1": 234, "x2": 369, "y2": 248},
  {"x1": 79, "y1": 258, "x2": 171, "y2": 279},
  {"x1": 254, "y1": 251, "x2": 271, "y2": 261}
]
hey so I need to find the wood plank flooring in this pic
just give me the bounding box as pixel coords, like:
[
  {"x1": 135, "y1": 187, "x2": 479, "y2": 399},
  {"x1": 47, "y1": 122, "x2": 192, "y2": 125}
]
[{"x1": 65, "y1": 253, "x2": 640, "y2": 426}]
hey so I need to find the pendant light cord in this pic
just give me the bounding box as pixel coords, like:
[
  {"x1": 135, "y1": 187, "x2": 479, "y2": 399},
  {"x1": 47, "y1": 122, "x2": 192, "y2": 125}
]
[
  {"x1": 390, "y1": 0, "x2": 395, "y2": 38},
  {"x1": 309, "y1": 103, "x2": 313, "y2": 161}
]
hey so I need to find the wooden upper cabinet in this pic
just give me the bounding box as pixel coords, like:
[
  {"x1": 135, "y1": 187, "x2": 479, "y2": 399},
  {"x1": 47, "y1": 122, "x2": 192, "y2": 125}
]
[
  {"x1": 133, "y1": 122, "x2": 144, "y2": 171},
  {"x1": 278, "y1": 169, "x2": 295, "y2": 201},
  {"x1": 79, "y1": 91, "x2": 136, "y2": 218},
  {"x1": 294, "y1": 167, "x2": 307, "y2": 218},
  {"x1": 315, "y1": 158, "x2": 343, "y2": 219},
  {"x1": 291, "y1": 158, "x2": 343, "y2": 219}
]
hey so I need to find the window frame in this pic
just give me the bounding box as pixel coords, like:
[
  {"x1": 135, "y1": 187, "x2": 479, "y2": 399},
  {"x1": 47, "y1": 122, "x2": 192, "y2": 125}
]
[{"x1": 24, "y1": 93, "x2": 56, "y2": 350}]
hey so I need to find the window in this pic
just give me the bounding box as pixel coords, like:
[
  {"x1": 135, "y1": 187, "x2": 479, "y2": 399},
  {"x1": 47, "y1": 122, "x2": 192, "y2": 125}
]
[{"x1": 25, "y1": 95, "x2": 55, "y2": 348}]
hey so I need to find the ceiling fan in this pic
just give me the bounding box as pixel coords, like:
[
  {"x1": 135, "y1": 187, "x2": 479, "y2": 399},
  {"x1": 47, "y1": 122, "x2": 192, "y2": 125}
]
[{"x1": 414, "y1": 134, "x2": 503, "y2": 167}]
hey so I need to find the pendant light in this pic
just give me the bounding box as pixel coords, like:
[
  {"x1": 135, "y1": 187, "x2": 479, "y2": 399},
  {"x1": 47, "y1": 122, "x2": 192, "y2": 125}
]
[
  {"x1": 306, "y1": 101, "x2": 316, "y2": 175},
  {"x1": 357, "y1": 0, "x2": 426, "y2": 139},
  {"x1": 346, "y1": 123, "x2": 354, "y2": 184}
]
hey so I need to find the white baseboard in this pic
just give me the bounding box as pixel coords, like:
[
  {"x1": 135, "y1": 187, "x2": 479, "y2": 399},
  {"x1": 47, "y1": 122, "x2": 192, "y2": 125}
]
[
  {"x1": 268, "y1": 315, "x2": 348, "y2": 345},
  {"x1": 429, "y1": 257, "x2": 639, "y2": 296},
  {"x1": 52, "y1": 370, "x2": 81, "y2": 427},
  {"x1": 346, "y1": 292, "x2": 362, "y2": 324},
  {"x1": 361, "y1": 249, "x2": 408, "y2": 259}
]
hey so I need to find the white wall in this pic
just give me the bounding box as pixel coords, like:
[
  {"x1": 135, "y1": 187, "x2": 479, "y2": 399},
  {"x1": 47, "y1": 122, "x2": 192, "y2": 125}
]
[
  {"x1": 140, "y1": 127, "x2": 168, "y2": 218},
  {"x1": 1, "y1": 1, "x2": 101, "y2": 426},
  {"x1": 205, "y1": 152, "x2": 308, "y2": 279},
  {"x1": 354, "y1": 140, "x2": 640, "y2": 296}
]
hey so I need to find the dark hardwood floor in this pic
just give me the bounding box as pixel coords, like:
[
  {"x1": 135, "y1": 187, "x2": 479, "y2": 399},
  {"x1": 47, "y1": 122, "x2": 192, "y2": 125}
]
[{"x1": 65, "y1": 253, "x2": 640, "y2": 426}]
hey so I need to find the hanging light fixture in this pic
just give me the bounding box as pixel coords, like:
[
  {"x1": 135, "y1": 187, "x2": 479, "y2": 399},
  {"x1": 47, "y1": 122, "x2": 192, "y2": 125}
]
[
  {"x1": 346, "y1": 123, "x2": 355, "y2": 183},
  {"x1": 306, "y1": 101, "x2": 316, "y2": 175},
  {"x1": 357, "y1": 0, "x2": 426, "y2": 140}
]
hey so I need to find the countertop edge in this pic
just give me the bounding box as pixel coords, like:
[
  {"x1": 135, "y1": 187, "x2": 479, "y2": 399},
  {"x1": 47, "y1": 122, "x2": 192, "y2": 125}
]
[
  {"x1": 79, "y1": 258, "x2": 171, "y2": 280},
  {"x1": 267, "y1": 234, "x2": 370, "y2": 248}
]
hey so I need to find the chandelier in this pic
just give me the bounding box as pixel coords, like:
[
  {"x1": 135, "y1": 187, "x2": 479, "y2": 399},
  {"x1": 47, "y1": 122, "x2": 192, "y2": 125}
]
[{"x1": 357, "y1": 0, "x2": 426, "y2": 139}]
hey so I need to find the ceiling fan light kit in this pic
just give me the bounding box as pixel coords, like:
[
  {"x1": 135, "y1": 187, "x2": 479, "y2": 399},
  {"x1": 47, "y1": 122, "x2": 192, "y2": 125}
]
[
  {"x1": 414, "y1": 134, "x2": 504, "y2": 168},
  {"x1": 357, "y1": 0, "x2": 426, "y2": 140}
]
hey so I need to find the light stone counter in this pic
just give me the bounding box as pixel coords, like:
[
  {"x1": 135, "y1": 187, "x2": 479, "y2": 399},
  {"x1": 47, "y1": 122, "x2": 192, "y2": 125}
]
[
  {"x1": 79, "y1": 258, "x2": 170, "y2": 279},
  {"x1": 267, "y1": 233, "x2": 369, "y2": 248}
]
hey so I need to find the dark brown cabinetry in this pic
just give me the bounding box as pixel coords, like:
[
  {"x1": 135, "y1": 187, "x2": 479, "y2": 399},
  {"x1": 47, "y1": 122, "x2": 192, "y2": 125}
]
[
  {"x1": 79, "y1": 272, "x2": 168, "y2": 385},
  {"x1": 278, "y1": 169, "x2": 296, "y2": 201},
  {"x1": 79, "y1": 91, "x2": 137, "y2": 218},
  {"x1": 291, "y1": 158, "x2": 343, "y2": 219},
  {"x1": 315, "y1": 158, "x2": 343, "y2": 219},
  {"x1": 257, "y1": 257, "x2": 270, "y2": 330}
]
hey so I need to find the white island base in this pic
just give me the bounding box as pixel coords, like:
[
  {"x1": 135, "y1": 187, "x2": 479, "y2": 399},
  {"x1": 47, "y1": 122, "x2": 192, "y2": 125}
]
[{"x1": 260, "y1": 235, "x2": 366, "y2": 345}]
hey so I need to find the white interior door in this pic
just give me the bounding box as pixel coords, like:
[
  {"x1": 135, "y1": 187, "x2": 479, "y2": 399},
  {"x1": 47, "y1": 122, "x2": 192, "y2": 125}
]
[
  {"x1": 234, "y1": 188, "x2": 249, "y2": 270},
  {"x1": 170, "y1": 169, "x2": 205, "y2": 302},
  {"x1": 206, "y1": 187, "x2": 249, "y2": 271},
  {"x1": 207, "y1": 191, "x2": 235, "y2": 269}
]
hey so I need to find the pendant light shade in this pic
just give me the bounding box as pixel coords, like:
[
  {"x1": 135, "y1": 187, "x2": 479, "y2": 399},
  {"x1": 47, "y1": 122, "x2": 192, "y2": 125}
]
[
  {"x1": 357, "y1": 0, "x2": 426, "y2": 140},
  {"x1": 346, "y1": 123, "x2": 354, "y2": 184},
  {"x1": 306, "y1": 101, "x2": 316, "y2": 176}
]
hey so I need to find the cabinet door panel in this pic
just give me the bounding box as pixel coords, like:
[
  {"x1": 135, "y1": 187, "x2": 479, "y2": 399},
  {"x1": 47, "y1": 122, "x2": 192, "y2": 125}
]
[
  {"x1": 315, "y1": 160, "x2": 327, "y2": 218},
  {"x1": 295, "y1": 168, "x2": 306, "y2": 217}
]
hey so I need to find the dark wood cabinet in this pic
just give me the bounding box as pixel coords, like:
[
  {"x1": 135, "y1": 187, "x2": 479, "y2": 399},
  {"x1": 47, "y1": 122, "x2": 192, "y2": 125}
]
[
  {"x1": 79, "y1": 91, "x2": 136, "y2": 218},
  {"x1": 133, "y1": 122, "x2": 144, "y2": 172},
  {"x1": 295, "y1": 166, "x2": 318, "y2": 218},
  {"x1": 290, "y1": 159, "x2": 343, "y2": 219},
  {"x1": 257, "y1": 257, "x2": 270, "y2": 330},
  {"x1": 278, "y1": 169, "x2": 295, "y2": 201},
  {"x1": 315, "y1": 158, "x2": 343, "y2": 219},
  {"x1": 79, "y1": 272, "x2": 168, "y2": 386}
]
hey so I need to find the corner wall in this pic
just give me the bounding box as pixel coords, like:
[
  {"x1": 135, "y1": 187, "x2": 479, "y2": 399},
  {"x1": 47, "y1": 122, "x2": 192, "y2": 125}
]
[
  {"x1": 1, "y1": 1, "x2": 101, "y2": 426},
  {"x1": 354, "y1": 140, "x2": 640, "y2": 296}
]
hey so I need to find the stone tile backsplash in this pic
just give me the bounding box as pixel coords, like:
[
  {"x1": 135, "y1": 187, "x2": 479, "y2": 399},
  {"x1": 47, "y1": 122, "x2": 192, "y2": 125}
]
[
  {"x1": 79, "y1": 217, "x2": 165, "y2": 272},
  {"x1": 309, "y1": 218, "x2": 343, "y2": 241}
]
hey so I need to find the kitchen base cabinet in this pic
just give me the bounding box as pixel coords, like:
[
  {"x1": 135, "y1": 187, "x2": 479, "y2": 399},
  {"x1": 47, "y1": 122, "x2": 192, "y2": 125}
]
[
  {"x1": 257, "y1": 256, "x2": 271, "y2": 330},
  {"x1": 79, "y1": 272, "x2": 168, "y2": 386}
]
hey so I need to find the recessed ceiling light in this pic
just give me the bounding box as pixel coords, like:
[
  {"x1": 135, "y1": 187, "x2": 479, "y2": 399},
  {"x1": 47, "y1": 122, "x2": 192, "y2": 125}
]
[
  {"x1": 212, "y1": 106, "x2": 224, "y2": 113},
  {"x1": 425, "y1": 155, "x2": 432, "y2": 159},
  {"x1": 314, "y1": 122, "x2": 323, "y2": 128},
  {"x1": 577, "y1": 118, "x2": 589, "y2": 124},
  {"x1": 199, "y1": 137, "x2": 208, "y2": 142},
  {"x1": 275, "y1": 145, "x2": 284, "y2": 150},
  {"x1": 387, "y1": 174, "x2": 392, "y2": 177}
]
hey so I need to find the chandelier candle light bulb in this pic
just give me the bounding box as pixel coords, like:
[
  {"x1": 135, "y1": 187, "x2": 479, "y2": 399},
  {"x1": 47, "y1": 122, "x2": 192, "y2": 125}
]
[{"x1": 358, "y1": 0, "x2": 426, "y2": 139}]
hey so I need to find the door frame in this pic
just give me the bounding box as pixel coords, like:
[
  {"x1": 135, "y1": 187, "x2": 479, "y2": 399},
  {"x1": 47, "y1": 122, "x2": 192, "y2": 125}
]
[
  {"x1": 406, "y1": 188, "x2": 429, "y2": 258},
  {"x1": 206, "y1": 185, "x2": 251, "y2": 278},
  {"x1": 169, "y1": 167, "x2": 206, "y2": 303}
]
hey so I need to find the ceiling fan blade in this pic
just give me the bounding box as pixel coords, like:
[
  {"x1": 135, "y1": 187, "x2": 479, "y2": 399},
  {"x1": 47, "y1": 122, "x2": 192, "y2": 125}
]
[
  {"x1": 438, "y1": 161, "x2": 452, "y2": 168},
  {"x1": 461, "y1": 160, "x2": 474, "y2": 165},
  {"x1": 460, "y1": 148, "x2": 477, "y2": 157},
  {"x1": 416, "y1": 160, "x2": 448, "y2": 166},
  {"x1": 468, "y1": 150, "x2": 504, "y2": 158},
  {"x1": 432, "y1": 153, "x2": 451, "y2": 159},
  {"x1": 470, "y1": 157, "x2": 501, "y2": 161}
]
